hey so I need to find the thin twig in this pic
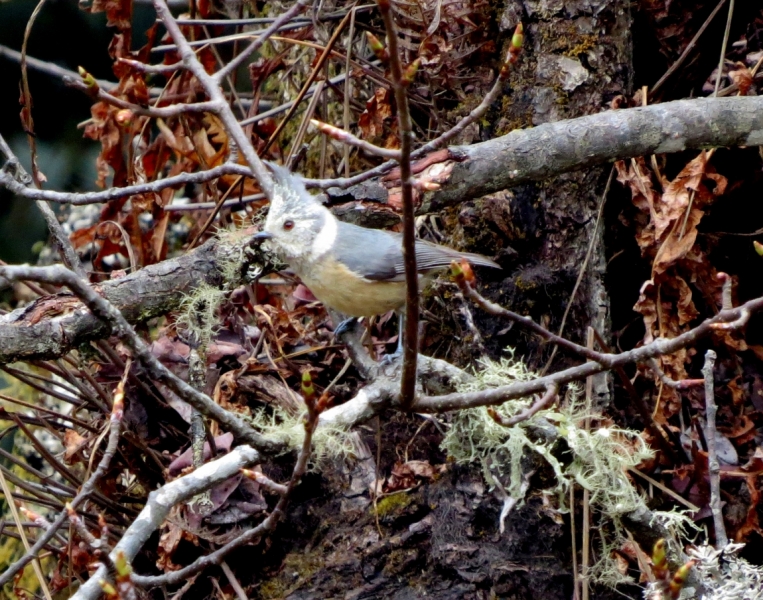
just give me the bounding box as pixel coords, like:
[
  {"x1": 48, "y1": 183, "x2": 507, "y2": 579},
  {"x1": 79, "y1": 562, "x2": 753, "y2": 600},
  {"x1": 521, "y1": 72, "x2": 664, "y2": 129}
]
[
  {"x1": 311, "y1": 119, "x2": 402, "y2": 159},
  {"x1": 581, "y1": 328, "x2": 594, "y2": 600},
  {"x1": 376, "y1": 0, "x2": 419, "y2": 409},
  {"x1": 647, "y1": 357, "x2": 704, "y2": 389},
  {"x1": 0, "y1": 161, "x2": 252, "y2": 205},
  {"x1": 488, "y1": 383, "x2": 558, "y2": 427},
  {"x1": 0, "y1": 134, "x2": 87, "y2": 278},
  {"x1": 0, "y1": 469, "x2": 53, "y2": 600},
  {"x1": 215, "y1": 0, "x2": 311, "y2": 81},
  {"x1": 0, "y1": 365, "x2": 127, "y2": 588},
  {"x1": 343, "y1": 7, "x2": 357, "y2": 177},
  {"x1": 650, "y1": 0, "x2": 727, "y2": 96},
  {"x1": 702, "y1": 349, "x2": 727, "y2": 548},
  {"x1": 713, "y1": 0, "x2": 735, "y2": 96},
  {"x1": 541, "y1": 165, "x2": 614, "y2": 375},
  {"x1": 262, "y1": 9, "x2": 353, "y2": 154}
]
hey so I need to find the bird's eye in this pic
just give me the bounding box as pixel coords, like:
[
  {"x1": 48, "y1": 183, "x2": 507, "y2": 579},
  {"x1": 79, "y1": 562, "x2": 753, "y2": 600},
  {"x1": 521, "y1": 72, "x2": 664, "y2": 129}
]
[{"x1": 283, "y1": 220, "x2": 295, "y2": 231}]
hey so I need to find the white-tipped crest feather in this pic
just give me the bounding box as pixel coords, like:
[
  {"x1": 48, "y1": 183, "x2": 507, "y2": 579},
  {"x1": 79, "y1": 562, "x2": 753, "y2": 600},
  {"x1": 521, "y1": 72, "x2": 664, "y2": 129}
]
[{"x1": 262, "y1": 164, "x2": 335, "y2": 264}]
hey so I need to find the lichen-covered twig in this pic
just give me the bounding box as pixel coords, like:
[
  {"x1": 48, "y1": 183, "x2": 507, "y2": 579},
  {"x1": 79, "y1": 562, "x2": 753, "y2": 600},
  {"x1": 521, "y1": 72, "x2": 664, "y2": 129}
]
[{"x1": 702, "y1": 349, "x2": 728, "y2": 548}]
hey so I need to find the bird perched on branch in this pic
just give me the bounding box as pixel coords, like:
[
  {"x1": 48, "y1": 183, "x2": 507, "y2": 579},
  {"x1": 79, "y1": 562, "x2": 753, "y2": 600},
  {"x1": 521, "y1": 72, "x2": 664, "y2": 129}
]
[{"x1": 253, "y1": 163, "x2": 500, "y2": 347}]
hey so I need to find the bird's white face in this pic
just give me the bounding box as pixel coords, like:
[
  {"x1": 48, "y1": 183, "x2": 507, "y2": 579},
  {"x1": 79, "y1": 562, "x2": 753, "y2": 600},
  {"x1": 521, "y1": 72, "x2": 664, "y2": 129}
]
[{"x1": 262, "y1": 201, "x2": 323, "y2": 261}]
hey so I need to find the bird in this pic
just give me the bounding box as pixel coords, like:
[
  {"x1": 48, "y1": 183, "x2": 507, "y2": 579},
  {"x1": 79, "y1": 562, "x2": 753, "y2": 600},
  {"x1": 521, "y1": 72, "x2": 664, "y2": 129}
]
[{"x1": 253, "y1": 163, "x2": 500, "y2": 353}]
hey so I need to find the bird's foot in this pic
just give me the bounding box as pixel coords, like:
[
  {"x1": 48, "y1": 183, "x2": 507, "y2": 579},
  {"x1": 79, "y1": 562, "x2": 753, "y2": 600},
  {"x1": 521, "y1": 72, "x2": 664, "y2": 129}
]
[
  {"x1": 380, "y1": 345, "x2": 403, "y2": 366},
  {"x1": 334, "y1": 317, "x2": 359, "y2": 339}
]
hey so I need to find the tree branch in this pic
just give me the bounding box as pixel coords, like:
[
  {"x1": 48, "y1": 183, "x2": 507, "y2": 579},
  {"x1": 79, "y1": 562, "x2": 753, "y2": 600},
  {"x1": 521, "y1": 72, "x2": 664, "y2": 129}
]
[
  {"x1": 69, "y1": 445, "x2": 261, "y2": 600},
  {"x1": 0, "y1": 264, "x2": 282, "y2": 453},
  {"x1": 376, "y1": 0, "x2": 418, "y2": 409},
  {"x1": 412, "y1": 296, "x2": 763, "y2": 413}
]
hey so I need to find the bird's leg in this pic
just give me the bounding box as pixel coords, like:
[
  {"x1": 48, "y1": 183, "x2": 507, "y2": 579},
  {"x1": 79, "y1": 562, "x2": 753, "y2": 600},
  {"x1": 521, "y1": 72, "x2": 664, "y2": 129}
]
[
  {"x1": 381, "y1": 312, "x2": 405, "y2": 364},
  {"x1": 333, "y1": 316, "x2": 360, "y2": 338}
]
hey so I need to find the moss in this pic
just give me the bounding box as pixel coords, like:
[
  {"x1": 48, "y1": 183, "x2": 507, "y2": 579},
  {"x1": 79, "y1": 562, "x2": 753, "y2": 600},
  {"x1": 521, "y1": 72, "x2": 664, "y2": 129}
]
[
  {"x1": 563, "y1": 35, "x2": 599, "y2": 58},
  {"x1": 373, "y1": 491, "x2": 413, "y2": 518},
  {"x1": 258, "y1": 548, "x2": 324, "y2": 599}
]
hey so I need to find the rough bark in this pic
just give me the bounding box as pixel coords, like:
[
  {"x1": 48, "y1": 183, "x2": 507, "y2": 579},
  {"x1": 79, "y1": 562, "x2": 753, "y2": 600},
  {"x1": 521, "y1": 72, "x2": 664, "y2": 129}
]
[{"x1": 0, "y1": 238, "x2": 230, "y2": 363}]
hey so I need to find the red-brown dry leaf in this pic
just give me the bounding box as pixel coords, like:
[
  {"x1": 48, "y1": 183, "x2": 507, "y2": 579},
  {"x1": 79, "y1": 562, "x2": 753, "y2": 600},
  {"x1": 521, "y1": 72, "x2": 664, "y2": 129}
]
[
  {"x1": 652, "y1": 152, "x2": 726, "y2": 275},
  {"x1": 156, "y1": 506, "x2": 197, "y2": 573},
  {"x1": 622, "y1": 153, "x2": 731, "y2": 418},
  {"x1": 728, "y1": 62, "x2": 754, "y2": 96},
  {"x1": 63, "y1": 429, "x2": 88, "y2": 464},
  {"x1": 89, "y1": 0, "x2": 131, "y2": 32},
  {"x1": 84, "y1": 103, "x2": 126, "y2": 188},
  {"x1": 358, "y1": 87, "x2": 399, "y2": 148},
  {"x1": 386, "y1": 460, "x2": 438, "y2": 491}
]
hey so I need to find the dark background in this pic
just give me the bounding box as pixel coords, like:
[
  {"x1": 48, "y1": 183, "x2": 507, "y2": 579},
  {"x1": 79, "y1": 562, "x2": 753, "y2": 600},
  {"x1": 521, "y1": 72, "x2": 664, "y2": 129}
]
[{"x1": 0, "y1": 0, "x2": 156, "y2": 263}]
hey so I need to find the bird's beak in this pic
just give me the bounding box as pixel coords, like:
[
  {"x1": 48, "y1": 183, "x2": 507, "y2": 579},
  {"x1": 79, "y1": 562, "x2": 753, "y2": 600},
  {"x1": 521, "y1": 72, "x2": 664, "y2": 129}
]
[{"x1": 252, "y1": 231, "x2": 273, "y2": 241}]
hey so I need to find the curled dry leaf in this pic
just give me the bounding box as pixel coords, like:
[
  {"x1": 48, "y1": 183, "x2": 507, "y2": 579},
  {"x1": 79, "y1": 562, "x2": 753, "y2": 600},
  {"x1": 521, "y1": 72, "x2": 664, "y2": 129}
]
[{"x1": 618, "y1": 153, "x2": 730, "y2": 418}]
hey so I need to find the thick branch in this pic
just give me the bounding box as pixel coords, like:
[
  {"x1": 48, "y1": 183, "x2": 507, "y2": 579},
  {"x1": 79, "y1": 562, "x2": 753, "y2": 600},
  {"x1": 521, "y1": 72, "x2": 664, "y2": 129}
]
[
  {"x1": 0, "y1": 264, "x2": 280, "y2": 452},
  {"x1": 317, "y1": 95, "x2": 763, "y2": 210},
  {"x1": 0, "y1": 238, "x2": 238, "y2": 363}
]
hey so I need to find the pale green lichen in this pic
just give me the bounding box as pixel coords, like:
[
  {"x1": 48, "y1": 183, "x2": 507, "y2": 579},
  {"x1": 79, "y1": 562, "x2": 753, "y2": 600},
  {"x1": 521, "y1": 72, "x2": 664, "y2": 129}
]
[
  {"x1": 441, "y1": 349, "x2": 699, "y2": 589},
  {"x1": 175, "y1": 283, "x2": 227, "y2": 348},
  {"x1": 248, "y1": 406, "x2": 356, "y2": 469},
  {"x1": 175, "y1": 227, "x2": 254, "y2": 346}
]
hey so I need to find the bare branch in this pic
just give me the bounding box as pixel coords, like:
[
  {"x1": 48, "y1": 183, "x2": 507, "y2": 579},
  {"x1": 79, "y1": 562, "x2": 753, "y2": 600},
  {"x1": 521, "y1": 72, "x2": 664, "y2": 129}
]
[
  {"x1": 69, "y1": 445, "x2": 261, "y2": 600},
  {"x1": 0, "y1": 162, "x2": 251, "y2": 205},
  {"x1": 0, "y1": 238, "x2": 251, "y2": 363},
  {"x1": 376, "y1": 0, "x2": 418, "y2": 409},
  {"x1": 311, "y1": 118, "x2": 402, "y2": 159},
  {"x1": 488, "y1": 384, "x2": 558, "y2": 427},
  {"x1": 647, "y1": 358, "x2": 704, "y2": 390},
  {"x1": 702, "y1": 349, "x2": 728, "y2": 548},
  {"x1": 0, "y1": 134, "x2": 87, "y2": 278},
  {"x1": 310, "y1": 95, "x2": 763, "y2": 206},
  {"x1": 65, "y1": 76, "x2": 219, "y2": 117},
  {"x1": 452, "y1": 267, "x2": 607, "y2": 363},
  {"x1": 214, "y1": 0, "x2": 311, "y2": 81},
  {"x1": 413, "y1": 296, "x2": 763, "y2": 413}
]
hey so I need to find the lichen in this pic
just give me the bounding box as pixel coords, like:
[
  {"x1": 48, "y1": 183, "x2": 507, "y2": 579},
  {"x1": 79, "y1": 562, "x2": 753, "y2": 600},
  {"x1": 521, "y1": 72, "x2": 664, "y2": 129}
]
[
  {"x1": 440, "y1": 349, "x2": 698, "y2": 588},
  {"x1": 247, "y1": 406, "x2": 356, "y2": 469}
]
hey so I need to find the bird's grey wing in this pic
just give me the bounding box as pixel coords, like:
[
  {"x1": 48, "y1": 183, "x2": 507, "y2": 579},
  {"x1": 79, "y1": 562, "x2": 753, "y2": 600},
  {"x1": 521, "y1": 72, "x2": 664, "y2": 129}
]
[
  {"x1": 332, "y1": 222, "x2": 500, "y2": 281},
  {"x1": 332, "y1": 221, "x2": 402, "y2": 281}
]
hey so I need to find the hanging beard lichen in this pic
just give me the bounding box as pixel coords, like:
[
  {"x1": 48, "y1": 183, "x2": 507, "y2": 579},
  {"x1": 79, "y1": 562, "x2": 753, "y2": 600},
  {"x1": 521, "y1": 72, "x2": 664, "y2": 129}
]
[{"x1": 440, "y1": 349, "x2": 698, "y2": 588}]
